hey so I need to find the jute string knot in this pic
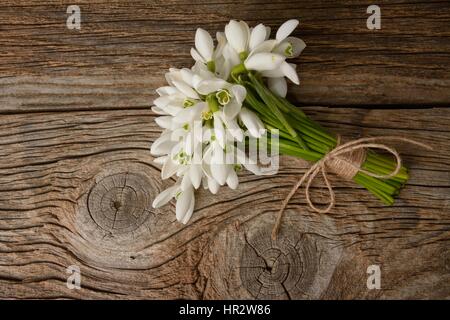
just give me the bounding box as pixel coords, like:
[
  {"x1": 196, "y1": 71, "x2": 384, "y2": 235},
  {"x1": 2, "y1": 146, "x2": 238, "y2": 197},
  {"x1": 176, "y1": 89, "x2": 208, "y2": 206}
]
[{"x1": 271, "y1": 136, "x2": 432, "y2": 240}]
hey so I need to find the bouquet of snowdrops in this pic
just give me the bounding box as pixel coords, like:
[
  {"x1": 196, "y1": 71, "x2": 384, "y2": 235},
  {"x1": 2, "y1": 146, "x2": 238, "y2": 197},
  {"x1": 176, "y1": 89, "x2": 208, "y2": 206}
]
[{"x1": 151, "y1": 19, "x2": 411, "y2": 224}]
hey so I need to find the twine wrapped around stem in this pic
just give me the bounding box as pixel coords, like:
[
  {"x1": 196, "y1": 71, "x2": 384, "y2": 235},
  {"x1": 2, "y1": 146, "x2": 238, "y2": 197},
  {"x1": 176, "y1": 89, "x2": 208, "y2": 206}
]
[{"x1": 271, "y1": 136, "x2": 432, "y2": 240}]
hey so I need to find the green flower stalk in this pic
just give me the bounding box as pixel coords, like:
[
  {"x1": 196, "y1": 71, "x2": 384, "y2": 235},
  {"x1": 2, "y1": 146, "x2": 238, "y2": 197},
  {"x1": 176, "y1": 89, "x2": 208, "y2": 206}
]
[{"x1": 232, "y1": 69, "x2": 409, "y2": 206}]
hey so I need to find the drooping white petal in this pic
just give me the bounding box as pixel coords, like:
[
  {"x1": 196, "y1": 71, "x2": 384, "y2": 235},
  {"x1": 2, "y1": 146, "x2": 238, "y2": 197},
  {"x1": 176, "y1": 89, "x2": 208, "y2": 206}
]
[
  {"x1": 172, "y1": 80, "x2": 199, "y2": 99},
  {"x1": 196, "y1": 78, "x2": 228, "y2": 95},
  {"x1": 249, "y1": 23, "x2": 268, "y2": 51},
  {"x1": 155, "y1": 116, "x2": 174, "y2": 129},
  {"x1": 226, "y1": 169, "x2": 239, "y2": 189},
  {"x1": 231, "y1": 85, "x2": 246, "y2": 105},
  {"x1": 189, "y1": 164, "x2": 203, "y2": 189},
  {"x1": 151, "y1": 132, "x2": 176, "y2": 156},
  {"x1": 195, "y1": 28, "x2": 214, "y2": 62},
  {"x1": 164, "y1": 103, "x2": 183, "y2": 116},
  {"x1": 156, "y1": 86, "x2": 178, "y2": 96},
  {"x1": 190, "y1": 47, "x2": 205, "y2": 63},
  {"x1": 260, "y1": 67, "x2": 285, "y2": 78},
  {"x1": 213, "y1": 112, "x2": 226, "y2": 149},
  {"x1": 225, "y1": 20, "x2": 248, "y2": 53},
  {"x1": 153, "y1": 156, "x2": 167, "y2": 166},
  {"x1": 152, "y1": 184, "x2": 178, "y2": 208},
  {"x1": 248, "y1": 39, "x2": 277, "y2": 55},
  {"x1": 191, "y1": 60, "x2": 215, "y2": 80},
  {"x1": 244, "y1": 53, "x2": 285, "y2": 71},
  {"x1": 207, "y1": 176, "x2": 220, "y2": 194},
  {"x1": 171, "y1": 127, "x2": 186, "y2": 141},
  {"x1": 224, "y1": 117, "x2": 244, "y2": 142},
  {"x1": 211, "y1": 146, "x2": 228, "y2": 185},
  {"x1": 240, "y1": 20, "x2": 251, "y2": 47},
  {"x1": 239, "y1": 107, "x2": 266, "y2": 138},
  {"x1": 223, "y1": 99, "x2": 241, "y2": 121},
  {"x1": 213, "y1": 32, "x2": 227, "y2": 59},
  {"x1": 173, "y1": 102, "x2": 205, "y2": 124},
  {"x1": 214, "y1": 56, "x2": 231, "y2": 80},
  {"x1": 153, "y1": 95, "x2": 171, "y2": 109},
  {"x1": 165, "y1": 68, "x2": 183, "y2": 86},
  {"x1": 176, "y1": 185, "x2": 195, "y2": 224},
  {"x1": 276, "y1": 19, "x2": 299, "y2": 42},
  {"x1": 184, "y1": 131, "x2": 194, "y2": 155},
  {"x1": 190, "y1": 120, "x2": 203, "y2": 145},
  {"x1": 151, "y1": 106, "x2": 167, "y2": 115},
  {"x1": 265, "y1": 26, "x2": 271, "y2": 40},
  {"x1": 280, "y1": 61, "x2": 299, "y2": 84},
  {"x1": 181, "y1": 173, "x2": 192, "y2": 191},
  {"x1": 161, "y1": 158, "x2": 179, "y2": 179},
  {"x1": 268, "y1": 77, "x2": 288, "y2": 97},
  {"x1": 222, "y1": 44, "x2": 241, "y2": 67},
  {"x1": 180, "y1": 68, "x2": 196, "y2": 87}
]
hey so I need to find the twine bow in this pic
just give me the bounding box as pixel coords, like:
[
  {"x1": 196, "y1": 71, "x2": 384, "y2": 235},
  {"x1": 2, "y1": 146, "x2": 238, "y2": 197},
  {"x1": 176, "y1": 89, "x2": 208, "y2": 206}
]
[{"x1": 271, "y1": 136, "x2": 432, "y2": 240}]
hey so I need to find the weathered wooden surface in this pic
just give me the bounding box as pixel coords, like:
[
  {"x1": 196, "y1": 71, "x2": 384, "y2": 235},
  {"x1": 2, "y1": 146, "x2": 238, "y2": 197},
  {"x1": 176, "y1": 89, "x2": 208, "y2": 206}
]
[
  {"x1": 0, "y1": 0, "x2": 449, "y2": 299},
  {"x1": 0, "y1": 107, "x2": 449, "y2": 299},
  {"x1": 1, "y1": 0, "x2": 450, "y2": 109}
]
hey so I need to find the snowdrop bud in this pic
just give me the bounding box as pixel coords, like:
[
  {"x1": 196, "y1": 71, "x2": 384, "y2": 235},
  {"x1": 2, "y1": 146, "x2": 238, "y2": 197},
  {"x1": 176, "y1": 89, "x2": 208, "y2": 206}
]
[
  {"x1": 244, "y1": 53, "x2": 285, "y2": 71},
  {"x1": 195, "y1": 28, "x2": 214, "y2": 62},
  {"x1": 225, "y1": 20, "x2": 249, "y2": 54},
  {"x1": 276, "y1": 19, "x2": 299, "y2": 42},
  {"x1": 152, "y1": 185, "x2": 178, "y2": 208}
]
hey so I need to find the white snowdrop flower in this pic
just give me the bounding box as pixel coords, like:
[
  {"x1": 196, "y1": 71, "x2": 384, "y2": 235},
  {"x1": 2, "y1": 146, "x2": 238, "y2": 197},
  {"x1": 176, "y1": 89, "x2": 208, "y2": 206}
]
[
  {"x1": 224, "y1": 20, "x2": 250, "y2": 55},
  {"x1": 273, "y1": 19, "x2": 306, "y2": 59},
  {"x1": 191, "y1": 29, "x2": 227, "y2": 73},
  {"x1": 151, "y1": 19, "x2": 306, "y2": 225}
]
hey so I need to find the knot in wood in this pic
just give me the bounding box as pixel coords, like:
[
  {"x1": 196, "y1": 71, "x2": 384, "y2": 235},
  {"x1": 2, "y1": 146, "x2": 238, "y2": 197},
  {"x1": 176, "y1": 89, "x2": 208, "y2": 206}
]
[
  {"x1": 87, "y1": 172, "x2": 151, "y2": 235},
  {"x1": 240, "y1": 229, "x2": 317, "y2": 299}
]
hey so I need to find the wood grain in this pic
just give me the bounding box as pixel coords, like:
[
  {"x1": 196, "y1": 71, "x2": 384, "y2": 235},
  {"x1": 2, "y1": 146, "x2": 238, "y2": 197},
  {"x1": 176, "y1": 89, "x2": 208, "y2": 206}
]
[
  {"x1": 0, "y1": 0, "x2": 449, "y2": 300},
  {"x1": 1, "y1": 0, "x2": 449, "y2": 107},
  {"x1": 0, "y1": 107, "x2": 448, "y2": 299}
]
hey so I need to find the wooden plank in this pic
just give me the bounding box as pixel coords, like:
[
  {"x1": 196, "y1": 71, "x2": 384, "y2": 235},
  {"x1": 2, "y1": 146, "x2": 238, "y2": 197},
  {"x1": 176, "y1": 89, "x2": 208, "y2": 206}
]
[
  {"x1": 0, "y1": 107, "x2": 448, "y2": 299},
  {"x1": 1, "y1": 0, "x2": 450, "y2": 109}
]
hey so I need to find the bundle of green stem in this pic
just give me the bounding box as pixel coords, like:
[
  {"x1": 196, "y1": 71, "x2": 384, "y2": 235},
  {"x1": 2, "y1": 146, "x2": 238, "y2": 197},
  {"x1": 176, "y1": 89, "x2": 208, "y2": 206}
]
[{"x1": 232, "y1": 70, "x2": 408, "y2": 206}]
